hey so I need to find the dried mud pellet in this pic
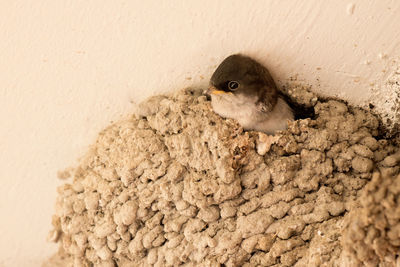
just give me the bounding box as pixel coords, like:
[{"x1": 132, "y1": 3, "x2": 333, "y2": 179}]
[
  {"x1": 382, "y1": 154, "x2": 400, "y2": 167},
  {"x1": 351, "y1": 144, "x2": 374, "y2": 159},
  {"x1": 96, "y1": 245, "x2": 112, "y2": 261},
  {"x1": 352, "y1": 156, "x2": 374, "y2": 173},
  {"x1": 198, "y1": 206, "x2": 220, "y2": 223},
  {"x1": 84, "y1": 192, "x2": 99, "y2": 211}
]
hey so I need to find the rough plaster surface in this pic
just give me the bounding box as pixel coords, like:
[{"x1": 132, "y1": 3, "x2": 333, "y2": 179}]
[
  {"x1": 45, "y1": 88, "x2": 400, "y2": 266},
  {"x1": 1, "y1": 0, "x2": 400, "y2": 266}
]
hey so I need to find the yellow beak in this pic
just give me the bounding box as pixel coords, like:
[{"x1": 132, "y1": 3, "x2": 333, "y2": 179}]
[{"x1": 207, "y1": 86, "x2": 228, "y2": 95}]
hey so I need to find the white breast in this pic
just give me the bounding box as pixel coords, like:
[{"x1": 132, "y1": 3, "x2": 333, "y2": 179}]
[{"x1": 211, "y1": 94, "x2": 293, "y2": 135}]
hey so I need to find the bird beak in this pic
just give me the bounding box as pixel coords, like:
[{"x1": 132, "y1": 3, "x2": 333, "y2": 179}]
[{"x1": 207, "y1": 86, "x2": 228, "y2": 95}]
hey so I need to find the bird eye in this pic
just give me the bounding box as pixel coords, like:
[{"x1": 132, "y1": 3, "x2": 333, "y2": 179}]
[{"x1": 228, "y1": 81, "x2": 240, "y2": 91}]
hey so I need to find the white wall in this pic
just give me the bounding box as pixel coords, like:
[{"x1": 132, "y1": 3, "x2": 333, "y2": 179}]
[{"x1": 1, "y1": 0, "x2": 399, "y2": 265}]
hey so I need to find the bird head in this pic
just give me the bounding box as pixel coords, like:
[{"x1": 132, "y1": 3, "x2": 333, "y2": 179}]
[{"x1": 208, "y1": 54, "x2": 278, "y2": 110}]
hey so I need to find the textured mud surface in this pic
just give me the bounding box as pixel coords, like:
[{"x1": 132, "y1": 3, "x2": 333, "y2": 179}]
[
  {"x1": 45, "y1": 85, "x2": 400, "y2": 266},
  {"x1": 342, "y1": 167, "x2": 400, "y2": 266}
]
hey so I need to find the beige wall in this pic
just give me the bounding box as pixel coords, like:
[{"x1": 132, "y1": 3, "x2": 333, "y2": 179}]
[{"x1": 1, "y1": 0, "x2": 399, "y2": 265}]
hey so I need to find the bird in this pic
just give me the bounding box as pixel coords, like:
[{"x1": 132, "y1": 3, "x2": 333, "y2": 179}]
[{"x1": 207, "y1": 54, "x2": 294, "y2": 135}]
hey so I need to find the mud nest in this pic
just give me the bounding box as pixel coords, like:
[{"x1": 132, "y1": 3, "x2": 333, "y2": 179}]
[{"x1": 45, "y1": 85, "x2": 400, "y2": 266}]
